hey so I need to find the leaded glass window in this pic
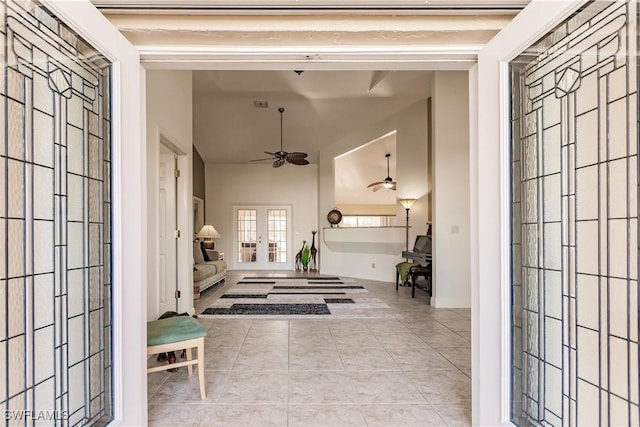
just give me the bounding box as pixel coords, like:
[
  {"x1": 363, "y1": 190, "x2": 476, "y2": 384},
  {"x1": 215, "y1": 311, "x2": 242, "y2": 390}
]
[
  {"x1": 0, "y1": 0, "x2": 113, "y2": 425},
  {"x1": 511, "y1": 1, "x2": 639, "y2": 425}
]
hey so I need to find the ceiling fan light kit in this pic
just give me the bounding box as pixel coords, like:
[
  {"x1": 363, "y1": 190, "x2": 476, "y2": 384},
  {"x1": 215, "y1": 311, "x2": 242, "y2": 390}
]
[
  {"x1": 367, "y1": 153, "x2": 397, "y2": 192},
  {"x1": 251, "y1": 107, "x2": 309, "y2": 168}
]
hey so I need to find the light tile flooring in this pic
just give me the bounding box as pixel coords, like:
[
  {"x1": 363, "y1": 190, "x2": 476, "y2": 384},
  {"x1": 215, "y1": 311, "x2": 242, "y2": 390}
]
[{"x1": 147, "y1": 271, "x2": 471, "y2": 426}]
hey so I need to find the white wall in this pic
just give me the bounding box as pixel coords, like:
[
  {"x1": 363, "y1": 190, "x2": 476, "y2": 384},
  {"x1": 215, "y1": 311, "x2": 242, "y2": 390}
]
[
  {"x1": 204, "y1": 163, "x2": 318, "y2": 266},
  {"x1": 319, "y1": 99, "x2": 430, "y2": 282},
  {"x1": 432, "y1": 71, "x2": 470, "y2": 308},
  {"x1": 146, "y1": 70, "x2": 193, "y2": 321}
]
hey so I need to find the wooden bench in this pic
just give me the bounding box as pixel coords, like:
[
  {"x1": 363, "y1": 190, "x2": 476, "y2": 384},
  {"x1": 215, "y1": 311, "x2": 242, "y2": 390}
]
[{"x1": 147, "y1": 316, "x2": 207, "y2": 399}]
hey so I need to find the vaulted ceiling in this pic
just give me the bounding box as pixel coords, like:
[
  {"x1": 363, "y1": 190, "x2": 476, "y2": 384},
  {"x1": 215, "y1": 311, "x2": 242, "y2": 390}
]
[
  {"x1": 96, "y1": 0, "x2": 526, "y2": 202},
  {"x1": 192, "y1": 70, "x2": 431, "y2": 165}
]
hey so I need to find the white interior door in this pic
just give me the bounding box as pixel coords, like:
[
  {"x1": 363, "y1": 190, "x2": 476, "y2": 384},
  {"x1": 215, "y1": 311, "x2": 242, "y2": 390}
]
[
  {"x1": 234, "y1": 205, "x2": 292, "y2": 270},
  {"x1": 159, "y1": 145, "x2": 178, "y2": 313}
]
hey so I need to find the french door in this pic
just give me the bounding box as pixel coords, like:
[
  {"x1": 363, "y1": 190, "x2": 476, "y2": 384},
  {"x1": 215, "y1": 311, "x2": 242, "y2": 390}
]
[
  {"x1": 233, "y1": 205, "x2": 292, "y2": 270},
  {"x1": 478, "y1": 0, "x2": 639, "y2": 425}
]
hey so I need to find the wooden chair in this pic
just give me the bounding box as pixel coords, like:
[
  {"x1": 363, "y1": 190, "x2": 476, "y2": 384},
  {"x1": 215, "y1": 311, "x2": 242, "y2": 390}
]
[
  {"x1": 146, "y1": 316, "x2": 207, "y2": 399},
  {"x1": 409, "y1": 263, "x2": 432, "y2": 298}
]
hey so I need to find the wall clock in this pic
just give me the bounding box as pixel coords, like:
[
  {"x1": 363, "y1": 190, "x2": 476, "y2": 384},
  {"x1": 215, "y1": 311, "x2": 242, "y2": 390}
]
[{"x1": 327, "y1": 209, "x2": 342, "y2": 227}]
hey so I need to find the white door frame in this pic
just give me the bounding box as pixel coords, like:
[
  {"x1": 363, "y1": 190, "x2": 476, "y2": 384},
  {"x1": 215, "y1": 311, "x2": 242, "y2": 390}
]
[
  {"x1": 476, "y1": 0, "x2": 587, "y2": 425},
  {"x1": 42, "y1": 3, "x2": 588, "y2": 424},
  {"x1": 232, "y1": 204, "x2": 293, "y2": 270},
  {"x1": 41, "y1": 1, "x2": 145, "y2": 426}
]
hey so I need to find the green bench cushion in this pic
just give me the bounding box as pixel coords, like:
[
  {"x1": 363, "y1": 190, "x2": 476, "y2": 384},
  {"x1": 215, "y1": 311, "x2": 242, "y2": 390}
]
[{"x1": 147, "y1": 316, "x2": 206, "y2": 346}]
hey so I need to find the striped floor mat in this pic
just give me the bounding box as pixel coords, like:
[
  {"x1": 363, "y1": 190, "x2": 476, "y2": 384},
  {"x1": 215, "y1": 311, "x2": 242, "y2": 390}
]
[{"x1": 200, "y1": 276, "x2": 398, "y2": 319}]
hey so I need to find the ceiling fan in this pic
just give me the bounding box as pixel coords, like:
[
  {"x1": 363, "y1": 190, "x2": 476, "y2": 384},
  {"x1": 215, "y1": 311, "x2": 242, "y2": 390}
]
[
  {"x1": 251, "y1": 107, "x2": 309, "y2": 168},
  {"x1": 367, "y1": 153, "x2": 396, "y2": 192}
]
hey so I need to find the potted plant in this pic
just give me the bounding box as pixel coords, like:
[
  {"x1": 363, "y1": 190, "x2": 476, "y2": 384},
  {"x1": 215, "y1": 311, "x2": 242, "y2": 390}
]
[{"x1": 301, "y1": 244, "x2": 311, "y2": 271}]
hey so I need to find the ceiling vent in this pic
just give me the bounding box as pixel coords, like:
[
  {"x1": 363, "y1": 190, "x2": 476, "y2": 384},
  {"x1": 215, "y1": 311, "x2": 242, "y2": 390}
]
[{"x1": 253, "y1": 100, "x2": 269, "y2": 108}]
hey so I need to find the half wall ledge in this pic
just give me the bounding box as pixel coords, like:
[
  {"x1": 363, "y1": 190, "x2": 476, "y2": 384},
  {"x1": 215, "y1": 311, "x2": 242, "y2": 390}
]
[{"x1": 322, "y1": 226, "x2": 407, "y2": 255}]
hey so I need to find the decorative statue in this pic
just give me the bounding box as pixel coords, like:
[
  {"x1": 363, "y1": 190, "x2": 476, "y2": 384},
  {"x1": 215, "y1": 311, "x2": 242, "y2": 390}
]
[
  {"x1": 310, "y1": 230, "x2": 318, "y2": 272},
  {"x1": 294, "y1": 241, "x2": 305, "y2": 271}
]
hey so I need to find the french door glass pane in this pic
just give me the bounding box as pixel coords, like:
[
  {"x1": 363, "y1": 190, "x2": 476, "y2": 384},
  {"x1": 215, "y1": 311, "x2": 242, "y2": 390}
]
[
  {"x1": 0, "y1": 0, "x2": 113, "y2": 424},
  {"x1": 237, "y1": 209, "x2": 257, "y2": 263},
  {"x1": 510, "y1": 1, "x2": 639, "y2": 425},
  {"x1": 267, "y1": 209, "x2": 287, "y2": 263}
]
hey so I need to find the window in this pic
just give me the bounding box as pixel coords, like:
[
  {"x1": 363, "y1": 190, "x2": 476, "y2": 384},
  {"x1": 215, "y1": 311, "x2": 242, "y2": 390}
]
[{"x1": 341, "y1": 215, "x2": 396, "y2": 227}]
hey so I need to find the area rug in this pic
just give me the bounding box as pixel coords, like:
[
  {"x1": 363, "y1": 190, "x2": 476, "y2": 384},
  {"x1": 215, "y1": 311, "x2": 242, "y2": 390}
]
[{"x1": 200, "y1": 276, "x2": 398, "y2": 319}]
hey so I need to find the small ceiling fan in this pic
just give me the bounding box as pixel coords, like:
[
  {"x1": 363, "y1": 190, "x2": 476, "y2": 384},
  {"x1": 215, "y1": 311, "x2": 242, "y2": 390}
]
[
  {"x1": 251, "y1": 107, "x2": 309, "y2": 168},
  {"x1": 367, "y1": 153, "x2": 396, "y2": 192}
]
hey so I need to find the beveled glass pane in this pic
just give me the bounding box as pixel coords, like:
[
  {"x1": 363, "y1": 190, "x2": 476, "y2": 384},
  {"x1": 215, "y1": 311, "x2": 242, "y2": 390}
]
[
  {"x1": 33, "y1": 109, "x2": 54, "y2": 167},
  {"x1": 89, "y1": 178, "x2": 102, "y2": 222},
  {"x1": 67, "y1": 269, "x2": 84, "y2": 317},
  {"x1": 33, "y1": 165, "x2": 54, "y2": 220},
  {"x1": 33, "y1": 72, "x2": 53, "y2": 114},
  {"x1": 33, "y1": 219, "x2": 54, "y2": 274},
  {"x1": 8, "y1": 338, "x2": 25, "y2": 397},
  {"x1": 34, "y1": 325, "x2": 54, "y2": 384},
  {"x1": 543, "y1": 174, "x2": 561, "y2": 222},
  {"x1": 576, "y1": 111, "x2": 598, "y2": 167},
  {"x1": 67, "y1": 124, "x2": 84, "y2": 174},
  {"x1": 67, "y1": 174, "x2": 84, "y2": 222},
  {"x1": 68, "y1": 315, "x2": 85, "y2": 365},
  {"x1": 575, "y1": 166, "x2": 598, "y2": 220},
  {"x1": 8, "y1": 219, "x2": 24, "y2": 278},
  {"x1": 67, "y1": 95, "x2": 84, "y2": 129},
  {"x1": 7, "y1": 159, "x2": 24, "y2": 218},
  {"x1": 68, "y1": 222, "x2": 84, "y2": 269},
  {"x1": 88, "y1": 135, "x2": 102, "y2": 180},
  {"x1": 33, "y1": 273, "x2": 54, "y2": 329},
  {"x1": 68, "y1": 363, "x2": 86, "y2": 421}
]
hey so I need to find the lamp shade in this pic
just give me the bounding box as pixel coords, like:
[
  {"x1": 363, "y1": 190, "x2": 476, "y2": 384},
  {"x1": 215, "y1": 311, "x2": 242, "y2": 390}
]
[
  {"x1": 197, "y1": 225, "x2": 221, "y2": 239},
  {"x1": 398, "y1": 198, "x2": 417, "y2": 210}
]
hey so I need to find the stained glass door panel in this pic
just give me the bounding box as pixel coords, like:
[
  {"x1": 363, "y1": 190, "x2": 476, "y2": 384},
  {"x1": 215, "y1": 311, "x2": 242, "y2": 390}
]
[
  {"x1": 510, "y1": 1, "x2": 639, "y2": 425},
  {"x1": 0, "y1": 0, "x2": 113, "y2": 425}
]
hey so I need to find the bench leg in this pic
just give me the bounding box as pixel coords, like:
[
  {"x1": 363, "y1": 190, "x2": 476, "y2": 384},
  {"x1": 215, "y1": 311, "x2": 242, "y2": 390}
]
[
  {"x1": 396, "y1": 270, "x2": 399, "y2": 291},
  {"x1": 197, "y1": 338, "x2": 206, "y2": 400}
]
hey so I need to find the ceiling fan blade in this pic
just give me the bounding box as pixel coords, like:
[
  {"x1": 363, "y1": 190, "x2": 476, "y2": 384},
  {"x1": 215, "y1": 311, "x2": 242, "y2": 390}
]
[
  {"x1": 286, "y1": 157, "x2": 309, "y2": 165},
  {"x1": 372, "y1": 184, "x2": 384, "y2": 192},
  {"x1": 390, "y1": 184, "x2": 397, "y2": 190},
  {"x1": 286, "y1": 152, "x2": 308, "y2": 159},
  {"x1": 273, "y1": 158, "x2": 285, "y2": 168},
  {"x1": 251, "y1": 157, "x2": 275, "y2": 162},
  {"x1": 367, "y1": 181, "x2": 383, "y2": 188},
  {"x1": 264, "y1": 151, "x2": 277, "y2": 156}
]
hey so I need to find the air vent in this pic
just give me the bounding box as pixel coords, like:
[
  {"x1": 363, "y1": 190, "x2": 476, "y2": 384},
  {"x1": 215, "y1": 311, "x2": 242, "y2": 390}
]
[{"x1": 253, "y1": 100, "x2": 269, "y2": 108}]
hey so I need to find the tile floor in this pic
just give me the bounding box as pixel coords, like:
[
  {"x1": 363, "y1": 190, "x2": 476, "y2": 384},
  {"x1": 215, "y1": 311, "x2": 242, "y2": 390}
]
[{"x1": 147, "y1": 271, "x2": 471, "y2": 426}]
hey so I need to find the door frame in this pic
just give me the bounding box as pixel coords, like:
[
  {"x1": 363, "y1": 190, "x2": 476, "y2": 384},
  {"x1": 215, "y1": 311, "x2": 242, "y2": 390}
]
[
  {"x1": 476, "y1": 0, "x2": 588, "y2": 425},
  {"x1": 45, "y1": 2, "x2": 589, "y2": 424},
  {"x1": 41, "y1": 1, "x2": 145, "y2": 425},
  {"x1": 232, "y1": 204, "x2": 294, "y2": 270}
]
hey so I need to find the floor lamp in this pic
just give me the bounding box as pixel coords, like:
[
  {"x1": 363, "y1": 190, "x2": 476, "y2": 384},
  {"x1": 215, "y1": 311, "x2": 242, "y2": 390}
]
[{"x1": 398, "y1": 198, "x2": 417, "y2": 253}]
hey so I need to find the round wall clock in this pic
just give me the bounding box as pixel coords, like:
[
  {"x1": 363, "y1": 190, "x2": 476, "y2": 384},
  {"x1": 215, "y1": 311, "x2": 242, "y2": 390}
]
[{"x1": 327, "y1": 209, "x2": 342, "y2": 227}]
